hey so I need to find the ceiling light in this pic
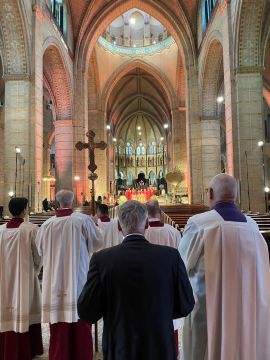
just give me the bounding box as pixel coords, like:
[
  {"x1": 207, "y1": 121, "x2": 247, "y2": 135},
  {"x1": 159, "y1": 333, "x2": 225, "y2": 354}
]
[
  {"x1": 217, "y1": 96, "x2": 224, "y2": 104},
  {"x1": 138, "y1": 132, "x2": 142, "y2": 136},
  {"x1": 163, "y1": 124, "x2": 169, "y2": 129},
  {"x1": 160, "y1": 137, "x2": 164, "y2": 141},
  {"x1": 129, "y1": 17, "x2": 136, "y2": 25},
  {"x1": 265, "y1": 186, "x2": 270, "y2": 193},
  {"x1": 106, "y1": 124, "x2": 111, "y2": 130},
  {"x1": 153, "y1": 40, "x2": 156, "y2": 44},
  {"x1": 113, "y1": 138, "x2": 117, "y2": 142},
  {"x1": 137, "y1": 126, "x2": 141, "y2": 130}
]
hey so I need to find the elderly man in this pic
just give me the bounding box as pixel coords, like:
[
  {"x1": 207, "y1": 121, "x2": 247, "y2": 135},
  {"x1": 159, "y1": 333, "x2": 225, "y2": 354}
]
[
  {"x1": 78, "y1": 200, "x2": 194, "y2": 360},
  {"x1": 180, "y1": 174, "x2": 270, "y2": 360},
  {"x1": 36, "y1": 190, "x2": 103, "y2": 360},
  {"x1": 145, "y1": 199, "x2": 182, "y2": 355},
  {"x1": 0, "y1": 198, "x2": 42, "y2": 359}
]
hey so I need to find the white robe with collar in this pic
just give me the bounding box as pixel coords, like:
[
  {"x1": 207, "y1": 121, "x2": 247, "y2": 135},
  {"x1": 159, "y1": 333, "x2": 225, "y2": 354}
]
[
  {"x1": 0, "y1": 222, "x2": 41, "y2": 333},
  {"x1": 145, "y1": 219, "x2": 182, "y2": 330},
  {"x1": 97, "y1": 218, "x2": 123, "y2": 248},
  {"x1": 179, "y1": 209, "x2": 270, "y2": 360},
  {"x1": 36, "y1": 212, "x2": 103, "y2": 324}
]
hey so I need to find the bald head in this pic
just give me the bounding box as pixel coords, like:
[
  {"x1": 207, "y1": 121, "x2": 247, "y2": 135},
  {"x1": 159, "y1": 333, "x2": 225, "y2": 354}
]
[
  {"x1": 146, "y1": 200, "x2": 161, "y2": 219},
  {"x1": 208, "y1": 174, "x2": 237, "y2": 207}
]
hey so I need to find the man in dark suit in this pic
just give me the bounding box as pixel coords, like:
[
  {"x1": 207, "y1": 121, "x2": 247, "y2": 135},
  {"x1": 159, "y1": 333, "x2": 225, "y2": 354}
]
[{"x1": 78, "y1": 200, "x2": 194, "y2": 360}]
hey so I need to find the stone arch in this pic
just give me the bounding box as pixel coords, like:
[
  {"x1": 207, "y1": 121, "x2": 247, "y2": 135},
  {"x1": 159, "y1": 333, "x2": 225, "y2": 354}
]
[
  {"x1": 201, "y1": 37, "x2": 224, "y2": 118},
  {"x1": 0, "y1": 0, "x2": 29, "y2": 75},
  {"x1": 236, "y1": 0, "x2": 266, "y2": 68},
  {"x1": 43, "y1": 40, "x2": 73, "y2": 120},
  {"x1": 102, "y1": 59, "x2": 178, "y2": 113},
  {"x1": 76, "y1": 0, "x2": 196, "y2": 73}
]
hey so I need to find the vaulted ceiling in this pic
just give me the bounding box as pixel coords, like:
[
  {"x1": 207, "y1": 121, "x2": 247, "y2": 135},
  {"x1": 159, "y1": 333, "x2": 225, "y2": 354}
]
[
  {"x1": 106, "y1": 68, "x2": 171, "y2": 133},
  {"x1": 67, "y1": 0, "x2": 198, "y2": 39}
]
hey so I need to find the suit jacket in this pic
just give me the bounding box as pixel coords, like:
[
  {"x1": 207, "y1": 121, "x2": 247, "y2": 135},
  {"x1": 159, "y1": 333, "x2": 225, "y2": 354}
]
[{"x1": 78, "y1": 234, "x2": 194, "y2": 360}]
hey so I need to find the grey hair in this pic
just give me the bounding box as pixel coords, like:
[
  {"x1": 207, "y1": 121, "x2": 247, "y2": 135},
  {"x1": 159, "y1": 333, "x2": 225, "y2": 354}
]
[
  {"x1": 56, "y1": 189, "x2": 74, "y2": 208},
  {"x1": 146, "y1": 199, "x2": 161, "y2": 217},
  {"x1": 209, "y1": 173, "x2": 237, "y2": 202},
  {"x1": 118, "y1": 200, "x2": 147, "y2": 233}
]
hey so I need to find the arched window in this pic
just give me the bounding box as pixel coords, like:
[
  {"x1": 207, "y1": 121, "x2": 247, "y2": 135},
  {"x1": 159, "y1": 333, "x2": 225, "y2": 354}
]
[
  {"x1": 202, "y1": 0, "x2": 216, "y2": 33},
  {"x1": 50, "y1": 0, "x2": 67, "y2": 36},
  {"x1": 136, "y1": 146, "x2": 141, "y2": 156},
  {"x1": 141, "y1": 146, "x2": 145, "y2": 155},
  {"x1": 129, "y1": 146, "x2": 133, "y2": 155}
]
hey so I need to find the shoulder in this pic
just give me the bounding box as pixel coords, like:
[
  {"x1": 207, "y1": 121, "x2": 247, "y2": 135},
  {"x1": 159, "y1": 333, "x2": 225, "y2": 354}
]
[
  {"x1": 21, "y1": 222, "x2": 38, "y2": 231},
  {"x1": 244, "y1": 215, "x2": 260, "y2": 230},
  {"x1": 72, "y1": 212, "x2": 91, "y2": 223},
  {"x1": 187, "y1": 210, "x2": 219, "y2": 228}
]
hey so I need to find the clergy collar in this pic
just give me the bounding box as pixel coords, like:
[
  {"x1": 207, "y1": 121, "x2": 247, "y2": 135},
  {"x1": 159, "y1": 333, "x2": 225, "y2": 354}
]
[
  {"x1": 122, "y1": 233, "x2": 148, "y2": 243},
  {"x1": 56, "y1": 208, "x2": 73, "y2": 217},
  {"x1": 99, "y1": 215, "x2": 111, "y2": 222},
  {"x1": 6, "y1": 218, "x2": 24, "y2": 228},
  {"x1": 148, "y1": 218, "x2": 164, "y2": 227}
]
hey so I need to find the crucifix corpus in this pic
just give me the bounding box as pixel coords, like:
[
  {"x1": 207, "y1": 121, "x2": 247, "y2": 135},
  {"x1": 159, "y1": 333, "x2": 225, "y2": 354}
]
[{"x1": 75, "y1": 130, "x2": 107, "y2": 215}]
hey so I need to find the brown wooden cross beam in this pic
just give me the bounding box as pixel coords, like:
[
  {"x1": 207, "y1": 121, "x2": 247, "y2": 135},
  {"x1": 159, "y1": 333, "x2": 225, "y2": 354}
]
[{"x1": 75, "y1": 130, "x2": 107, "y2": 215}]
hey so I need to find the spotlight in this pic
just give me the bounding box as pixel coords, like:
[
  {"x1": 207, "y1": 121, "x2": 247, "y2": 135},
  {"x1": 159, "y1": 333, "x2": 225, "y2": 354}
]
[
  {"x1": 113, "y1": 138, "x2": 117, "y2": 142},
  {"x1": 153, "y1": 40, "x2": 156, "y2": 44},
  {"x1": 265, "y1": 186, "x2": 270, "y2": 193},
  {"x1": 137, "y1": 126, "x2": 141, "y2": 131},
  {"x1": 8, "y1": 191, "x2": 14, "y2": 197},
  {"x1": 15, "y1": 147, "x2": 21, "y2": 153},
  {"x1": 163, "y1": 124, "x2": 169, "y2": 129},
  {"x1": 133, "y1": 44, "x2": 137, "y2": 48},
  {"x1": 106, "y1": 125, "x2": 111, "y2": 130},
  {"x1": 138, "y1": 132, "x2": 142, "y2": 136},
  {"x1": 160, "y1": 137, "x2": 164, "y2": 141},
  {"x1": 258, "y1": 141, "x2": 264, "y2": 147},
  {"x1": 129, "y1": 17, "x2": 136, "y2": 25},
  {"x1": 74, "y1": 176, "x2": 80, "y2": 181},
  {"x1": 217, "y1": 96, "x2": 224, "y2": 104}
]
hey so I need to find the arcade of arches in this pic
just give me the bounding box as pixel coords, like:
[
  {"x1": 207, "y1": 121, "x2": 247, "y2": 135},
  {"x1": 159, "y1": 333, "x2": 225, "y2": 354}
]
[{"x1": 0, "y1": 0, "x2": 270, "y2": 213}]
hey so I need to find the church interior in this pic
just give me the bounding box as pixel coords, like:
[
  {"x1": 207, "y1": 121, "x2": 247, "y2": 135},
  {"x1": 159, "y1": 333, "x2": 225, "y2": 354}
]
[
  {"x1": 0, "y1": 1, "x2": 270, "y2": 359},
  {"x1": 0, "y1": 0, "x2": 270, "y2": 213}
]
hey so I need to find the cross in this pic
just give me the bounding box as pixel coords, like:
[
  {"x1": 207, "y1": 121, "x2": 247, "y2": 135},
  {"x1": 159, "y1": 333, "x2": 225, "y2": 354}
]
[{"x1": 75, "y1": 130, "x2": 107, "y2": 214}]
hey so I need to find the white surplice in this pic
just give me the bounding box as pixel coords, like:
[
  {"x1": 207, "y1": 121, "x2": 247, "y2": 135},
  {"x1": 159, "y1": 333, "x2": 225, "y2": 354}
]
[
  {"x1": 36, "y1": 212, "x2": 103, "y2": 324},
  {"x1": 179, "y1": 210, "x2": 270, "y2": 360},
  {"x1": 145, "y1": 219, "x2": 182, "y2": 330},
  {"x1": 144, "y1": 219, "x2": 181, "y2": 249},
  {"x1": 97, "y1": 218, "x2": 123, "y2": 248},
  {"x1": 0, "y1": 222, "x2": 41, "y2": 333}
]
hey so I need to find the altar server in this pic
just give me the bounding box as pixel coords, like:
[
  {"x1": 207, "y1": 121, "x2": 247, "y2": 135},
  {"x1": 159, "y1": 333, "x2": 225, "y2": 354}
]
[
  {"x1": 145, "y1": 199, "x2": 181, "y2": 248},
  {"x1": 145, "y1": 199, "x2": 182, "y2": 355},
  {"x1": 96, "y1": 204, "x2": 123, "y2": 247},
  {"x1": 180, "y1": 174, "x2": 270, "y2": 360},
  {"x1": 78, "y1": 200, "x2": 194, "y2": 360},
  {"x1": 36, "y1": 189, "x2": 103, "y2": 360},
  {"x1": 0, "y1": 197, "x2": 43, "y2": 360}
]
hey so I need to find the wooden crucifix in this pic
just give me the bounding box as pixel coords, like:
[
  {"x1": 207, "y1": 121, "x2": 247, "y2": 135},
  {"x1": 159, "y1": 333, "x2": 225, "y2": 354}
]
[{"x1": 75, "y1": 130, "x2": 107, "y2": 215}]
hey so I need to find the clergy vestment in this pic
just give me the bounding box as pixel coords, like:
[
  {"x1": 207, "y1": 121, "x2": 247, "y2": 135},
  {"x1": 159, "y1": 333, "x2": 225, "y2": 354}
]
[
  {"x1": 145, "y1": 219, "x2": 182, "y2": 346},
  {"x1": 97, "y1": 216, "x2": 123, "y2": 248},
  {"x1": 0, "y1": 218, "x2": 43, "y2": 360},
  {"x1": 180, "y1": 202, "x2": 270, "y2": 360},
  {"x1": 78, "y1": 234, "x2": 195, "y2": 360},
  {"x1": 36, "y1": 209, "x2": 103, "y2": 360}
]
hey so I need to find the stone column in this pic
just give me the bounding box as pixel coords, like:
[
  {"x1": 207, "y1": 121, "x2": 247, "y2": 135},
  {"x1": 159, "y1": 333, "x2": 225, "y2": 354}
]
[
  {"x1": 172, "y1": 107, "x2": 187, "y2": 189},
  {"x1": 235, "y1": 71, "x2": 265, "y2": 212},
  {"x1": 73, "y1": 72, "x2": 89, "y2": 203},
  {"x1": 186, "y1": 65, "x2": 203, "y2": 203},
  {"x1": 0, "y1": 105, "x2": 4, "y2": 207},
  {"x1": 4, "y1": 78, "x2": 31, "y2": 214},
  {"x1": 201, "y1": 118, "x2": 221, "y2": 203},
  {"x1": 89, "y1": 109, "x2": 108, "y2": 197},
  {"x1": 55, "y1": 120, "x2": 73, "y2": 191}
]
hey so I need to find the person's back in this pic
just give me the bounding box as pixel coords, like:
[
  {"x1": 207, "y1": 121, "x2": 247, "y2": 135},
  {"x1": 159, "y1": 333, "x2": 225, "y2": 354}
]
[
  {"x1": 78, "y1": 201, "x2": 194, "y2": 360},
  {"x1": 180, "y1": 174, "x2": 270, "y2": 360},
  {"x1": 36, "y1": 190, "x2": 103, "y2": 360},
  {"x1": 96, "y1": 204, "x2": 122, "y2": 248},
  {"x1": 0, "y1": 198, "x2": 43, "y2": 360}
]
